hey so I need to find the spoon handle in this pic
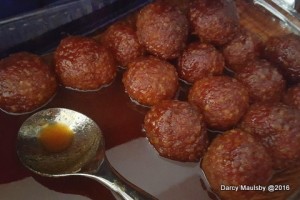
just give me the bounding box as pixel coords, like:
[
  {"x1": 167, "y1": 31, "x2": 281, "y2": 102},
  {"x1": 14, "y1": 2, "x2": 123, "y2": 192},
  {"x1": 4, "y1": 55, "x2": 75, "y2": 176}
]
[{"x1": 83, "y1": 158, "x2": 158, "y2": 200}]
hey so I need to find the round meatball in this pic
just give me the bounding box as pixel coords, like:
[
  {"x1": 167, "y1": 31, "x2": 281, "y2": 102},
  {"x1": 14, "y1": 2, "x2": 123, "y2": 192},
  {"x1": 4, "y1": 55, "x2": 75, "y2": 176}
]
[
  {"x1": 239, "y1": 103, "x2": 300, "y2": 169},
  {"x1": 188, "y1": 76, "x2": 249, "y2": 130},
  {"x1": 144, "y1": 100, "x2": 208, "y2": 162},
  {"x1": 189, "y1": 0, "x2": 239, "y2": 46},
  {"x1": 0, "y1": 52, "x2": 57, "y2": 113},
  {"x1": 283, "y1": 84, "x2": 300, "y2": 110},
  {"x1": 55, "y1": 36, "x2": 116, "y2": 91},
  {"x1": 103, "y1": 22, "x2": 144, "y2": 67},
  {"x1": 202, "y1": 129, "x2": 273, "y2": 200},
  {"x1": 136, "y1": 1, "x2": 189, "y2": 59},
  {"x1": 264, "y1": 34, "x2": 300, "y2": 83},
  {"x1": 223, "y1": 29, "x2": 263, "y2": 72},
  {"x1": 236, "y1": 59, "x2": 285, "y2": 103},
  {"x1": 178, "y1": 42, "x2": 224, "y2": 83},
  {"x1": 167, "y1": 0, "x2": 190, "y2": 14},
  {"x1": 123, "y1": 56, "x2": 178, "y2": 106}
]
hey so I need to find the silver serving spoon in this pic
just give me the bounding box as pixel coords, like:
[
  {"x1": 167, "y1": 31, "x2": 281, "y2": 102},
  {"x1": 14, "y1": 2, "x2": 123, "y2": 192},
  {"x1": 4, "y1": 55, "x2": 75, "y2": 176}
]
[{"x1": 16, "y1": 108, "x2": 157, "y2": 200}]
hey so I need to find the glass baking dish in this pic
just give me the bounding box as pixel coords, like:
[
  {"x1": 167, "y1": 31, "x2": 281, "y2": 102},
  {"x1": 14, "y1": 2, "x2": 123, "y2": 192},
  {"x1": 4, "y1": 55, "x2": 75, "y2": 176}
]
[{"x1": 0, "y1": 0, "x2": 152, "y2": 58}]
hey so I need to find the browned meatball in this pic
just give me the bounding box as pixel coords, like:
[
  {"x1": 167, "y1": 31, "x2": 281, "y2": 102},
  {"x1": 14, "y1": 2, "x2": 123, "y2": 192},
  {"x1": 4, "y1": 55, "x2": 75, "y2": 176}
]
[
  {"x1": 188, "y1": 76, "x2": 249, "y2": 130},
  {"x1": 167, "y1": 0, "x2": 190, "y2": 14},
  {"x1": 239, "y1": 103, "x2": 300, "y2": 169},
  {"x1": 136, "y1": 1, "x2": 189, "y2": 60},
  {"x1": 202, "y1": 129, "x2": 273, "y2": 200},
  {"x1": 264, "y1": 34, "x2": 300, "y2": 83},
  {"x1": 177, "y1": 42, "x2": 224, "y2": 83},
  {"x1": 103, "y1": 22, "x2": 144, "y2": 67},
  {"x1": 236, "y1": 59, "x2": 285, "y2": 103},
  {"x1": 223, "y1": 29, "x2": 263, "y2": 72},
  {"x1": 123, "y1": 56, "x2": 178, "y2": 106},
  {"x1": 283, "y1": 84, "x2": 300, "y2": 109},
  {"x1": 55, "y1": 36, "x2": 116, "y2": 91},
  {"x1": 189, "y1": 0, "x2": 239, "y2": 46},
  {"x1": 144, "y1": 100, "x2": 208, "y2": 162},
  {"x1": 0, "y1": 52, "x2": 57, "y2": 113}
]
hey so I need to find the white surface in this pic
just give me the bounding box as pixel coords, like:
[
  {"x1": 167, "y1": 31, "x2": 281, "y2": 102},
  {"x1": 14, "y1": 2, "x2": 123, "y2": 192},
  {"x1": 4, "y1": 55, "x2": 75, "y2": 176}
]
[
  {"x1": 0, "y1": 137, "x2": 211, "y2": 200},
  {"x1": 107, "y1": 137, "x2": 210, "y2": 200},
  {"x1": 0, "y1": 177, "x2": 90, "y2": 200}
]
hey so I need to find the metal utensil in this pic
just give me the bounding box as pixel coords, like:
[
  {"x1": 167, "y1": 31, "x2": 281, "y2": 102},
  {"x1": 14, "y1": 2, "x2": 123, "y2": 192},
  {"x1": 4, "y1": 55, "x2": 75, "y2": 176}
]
[{"x1": 16, "y1": 108, "x2": 157, "y2": 200}]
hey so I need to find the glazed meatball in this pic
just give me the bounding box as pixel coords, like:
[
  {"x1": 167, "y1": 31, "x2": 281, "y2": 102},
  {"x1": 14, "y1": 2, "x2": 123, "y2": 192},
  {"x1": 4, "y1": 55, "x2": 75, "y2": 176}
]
[
  {"x1": 264, "y1": 34, "x2": 300, "y2": 83},
  {"x1": 103, "y1": 22, "x2": 144, "y2": 67},
  {"x1": 0, "y1": 52, "x2": 57, "y2": 113},
  {"x1": 223, "y1": 29, "x2": 263, "y2": 72},
  {"x1": 189, "y1": 0, "x2": 239, "y2": 46},
  {"x1": 236, "y1": 59, "x2": 285, "y2": 103},
  {"x1": 239, "y1": 103, "x2": 300, "y2": 169},
  {"x1": 202, "y1": 129, "x2": 273, "y2": 200},
  {"x1": 136, "y1": 1, "x2": 188, "y2": 59},
  {"x1": 55, "y1": 36, "x2": 116, "y2": 91},
  {"x1": 188, "y1": 76, "x2": 249, "y2": 130},
  {"x1": 167, "y1": 0, "x2": 190, "y2": 14},
  {"x1": 123, "y1": 56, "x2": 178, "y2": 106},
  {"x1": 144, "y1": 100, "x2": 208, "y2": 162},
  {"x1": 177, "y1": 42, "x2": 224, "y2": 83},
  {"x1": 283, "y1": 84, "x2": 300, "y2": 109}
]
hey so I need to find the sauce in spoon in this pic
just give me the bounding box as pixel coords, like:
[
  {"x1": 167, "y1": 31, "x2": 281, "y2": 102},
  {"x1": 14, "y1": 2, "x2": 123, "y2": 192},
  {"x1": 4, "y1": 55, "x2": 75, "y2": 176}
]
[
  {"x1": 17, "y1": 108, "x2": 157, "y2": 200},
  {"x1": 39, "y1": 123, "x2": 74, "y2": 153}
]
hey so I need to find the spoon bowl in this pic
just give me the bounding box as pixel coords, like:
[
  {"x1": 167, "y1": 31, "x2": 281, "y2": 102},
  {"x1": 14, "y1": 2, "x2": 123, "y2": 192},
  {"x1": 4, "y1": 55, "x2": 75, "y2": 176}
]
[{"x1": 17, "y1": 108, "x2": 156, "y2": 200}]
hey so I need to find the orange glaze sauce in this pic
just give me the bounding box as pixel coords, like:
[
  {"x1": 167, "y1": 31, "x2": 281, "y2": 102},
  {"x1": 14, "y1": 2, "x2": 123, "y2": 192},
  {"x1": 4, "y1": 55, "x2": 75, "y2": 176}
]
[{"x1": 39, "y1": 123, "x2": 74, "y2": 153}]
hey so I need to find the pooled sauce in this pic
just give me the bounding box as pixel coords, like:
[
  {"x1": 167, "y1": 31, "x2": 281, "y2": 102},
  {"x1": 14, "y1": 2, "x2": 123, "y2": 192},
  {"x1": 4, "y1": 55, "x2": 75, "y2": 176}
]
[{"x1": 39, "y1": 123, "x2": 74, "y2": 153}]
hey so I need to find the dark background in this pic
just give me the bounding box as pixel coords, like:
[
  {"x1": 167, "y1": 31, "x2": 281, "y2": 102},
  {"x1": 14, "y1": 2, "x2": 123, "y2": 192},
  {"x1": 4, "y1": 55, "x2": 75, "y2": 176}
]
[{"x1": 0, "y1": 0, "x2": 57, "y2": 19}]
